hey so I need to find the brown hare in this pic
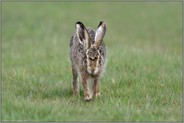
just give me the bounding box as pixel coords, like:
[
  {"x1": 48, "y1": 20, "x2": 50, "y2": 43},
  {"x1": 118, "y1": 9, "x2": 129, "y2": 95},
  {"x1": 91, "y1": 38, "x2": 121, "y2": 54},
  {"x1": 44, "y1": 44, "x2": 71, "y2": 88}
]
[{"x1": 70, "y1": 21, "x2": 107, "y2": 101}]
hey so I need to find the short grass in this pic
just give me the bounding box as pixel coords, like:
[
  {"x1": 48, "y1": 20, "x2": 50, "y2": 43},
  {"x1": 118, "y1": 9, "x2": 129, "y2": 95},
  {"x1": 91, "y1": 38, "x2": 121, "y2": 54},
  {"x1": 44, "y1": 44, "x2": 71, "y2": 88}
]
[{"x1": 2, "y1": 2, "x2": 182, "y2": 121}]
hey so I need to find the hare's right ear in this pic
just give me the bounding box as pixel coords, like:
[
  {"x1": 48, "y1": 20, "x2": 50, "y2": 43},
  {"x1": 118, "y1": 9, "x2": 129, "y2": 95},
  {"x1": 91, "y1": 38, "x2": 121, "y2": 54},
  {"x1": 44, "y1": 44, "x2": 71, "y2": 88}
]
[
  {"x1": 75, "y1": 22, "x2": 91, "y2": 49},
  {"x1": 95, "y1": 21, "x2": 107, "y2": 47}
]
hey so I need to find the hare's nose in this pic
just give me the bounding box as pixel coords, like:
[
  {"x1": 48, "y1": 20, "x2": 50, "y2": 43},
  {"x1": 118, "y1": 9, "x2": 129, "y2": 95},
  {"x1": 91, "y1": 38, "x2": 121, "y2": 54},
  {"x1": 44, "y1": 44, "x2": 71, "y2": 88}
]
[{"x1": 91, "y1": 70, "x2": 95, "y2": 73}]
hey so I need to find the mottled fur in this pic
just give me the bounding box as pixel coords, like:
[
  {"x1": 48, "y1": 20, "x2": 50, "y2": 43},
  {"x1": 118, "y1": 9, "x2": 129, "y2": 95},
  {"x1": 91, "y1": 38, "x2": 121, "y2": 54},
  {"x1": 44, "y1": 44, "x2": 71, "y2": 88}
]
[{"x1": 70, "y1": 21, "x2": 107, "y2": 101}]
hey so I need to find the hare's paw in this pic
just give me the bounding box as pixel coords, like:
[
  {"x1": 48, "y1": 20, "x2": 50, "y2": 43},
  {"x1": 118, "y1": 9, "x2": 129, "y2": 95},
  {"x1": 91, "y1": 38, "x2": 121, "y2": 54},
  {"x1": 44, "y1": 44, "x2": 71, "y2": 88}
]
[
  {"x1": 73, "y1": 91, "x2": 79, "y2": 96},
  {"x1": 94, "y1": 92, "x2": 101, "y2": 98},
  {"x1": 73, "y1": 88, "x2": 79, "y2": 96},
  {"x1": 84, "y1": 94, "x2": 92, "y2": 101}
]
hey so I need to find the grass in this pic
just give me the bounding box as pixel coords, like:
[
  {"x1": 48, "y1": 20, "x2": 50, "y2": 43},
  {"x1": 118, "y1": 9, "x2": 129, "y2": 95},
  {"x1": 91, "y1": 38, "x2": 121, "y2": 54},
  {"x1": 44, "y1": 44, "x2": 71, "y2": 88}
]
[{"x1": 2, "y1": 2, "x2": 182, "y2": 121}]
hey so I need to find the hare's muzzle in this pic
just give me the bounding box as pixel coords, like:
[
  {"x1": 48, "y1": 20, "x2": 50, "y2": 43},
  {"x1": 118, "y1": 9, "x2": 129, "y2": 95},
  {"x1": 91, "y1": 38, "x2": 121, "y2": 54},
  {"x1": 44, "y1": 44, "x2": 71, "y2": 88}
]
[{"x1": 87, "y1": 66, "x2": 99, "y2": 75}]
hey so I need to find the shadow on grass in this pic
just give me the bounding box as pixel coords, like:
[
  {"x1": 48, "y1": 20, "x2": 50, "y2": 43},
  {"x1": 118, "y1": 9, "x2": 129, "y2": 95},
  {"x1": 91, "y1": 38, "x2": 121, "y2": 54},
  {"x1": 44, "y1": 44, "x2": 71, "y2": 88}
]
[
  {"x1": 42, "y1": 87, "x2": 73, "y2": 99},
  {"x1": 15, "y1": 80, "x2": 86, "y2": 101},
  {"x1": 15, "y1": 85, "x2": 74, "y2": 100},
  {"x1": 41, "y1": 87, "x2": 86, "y2": 102}
]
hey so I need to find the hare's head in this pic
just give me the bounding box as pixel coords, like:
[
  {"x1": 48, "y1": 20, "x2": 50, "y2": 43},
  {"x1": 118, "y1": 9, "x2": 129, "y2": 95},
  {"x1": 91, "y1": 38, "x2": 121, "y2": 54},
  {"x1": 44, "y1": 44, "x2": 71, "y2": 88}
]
[{"x1": 76, "y1": 21, "x2": 106, "y2": 75}]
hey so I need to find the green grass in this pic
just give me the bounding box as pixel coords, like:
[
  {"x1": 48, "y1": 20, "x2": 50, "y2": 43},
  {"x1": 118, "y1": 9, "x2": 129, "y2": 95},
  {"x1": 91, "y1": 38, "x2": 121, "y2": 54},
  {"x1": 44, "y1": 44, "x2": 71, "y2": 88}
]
[{"x1": 2, "y1": 2, "x2": 182, "y2": 121}]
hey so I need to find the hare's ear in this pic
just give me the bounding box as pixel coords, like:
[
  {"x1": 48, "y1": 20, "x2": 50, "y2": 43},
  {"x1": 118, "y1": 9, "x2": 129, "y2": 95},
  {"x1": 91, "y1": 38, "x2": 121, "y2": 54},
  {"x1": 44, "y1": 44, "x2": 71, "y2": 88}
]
[
  {"x1": 75, "y1": 21, "x2": 91, "y2": 49},
  {"x1": 95, "y1": 21, "x2": 107, "y2": 47}
]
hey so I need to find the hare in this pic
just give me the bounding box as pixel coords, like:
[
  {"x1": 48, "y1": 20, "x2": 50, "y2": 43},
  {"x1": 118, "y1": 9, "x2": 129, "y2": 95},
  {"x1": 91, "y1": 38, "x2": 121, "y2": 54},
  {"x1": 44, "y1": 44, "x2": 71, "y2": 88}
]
[{"x1": 70, "y1": 21, "x2": 107, "y2": 101}]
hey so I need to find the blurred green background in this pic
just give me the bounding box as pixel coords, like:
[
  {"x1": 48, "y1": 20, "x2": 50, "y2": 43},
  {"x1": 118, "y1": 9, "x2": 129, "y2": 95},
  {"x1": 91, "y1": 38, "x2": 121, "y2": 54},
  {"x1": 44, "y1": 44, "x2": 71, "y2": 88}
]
[{"x1": 2, "y1": 2, "x2": 182, "y2": 121}]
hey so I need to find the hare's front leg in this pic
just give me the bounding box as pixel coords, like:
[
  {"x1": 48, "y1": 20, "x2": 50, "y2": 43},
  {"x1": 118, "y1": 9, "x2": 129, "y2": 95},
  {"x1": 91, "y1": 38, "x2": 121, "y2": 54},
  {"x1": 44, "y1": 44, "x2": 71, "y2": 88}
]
[
  {"x1": 72, "y1": 65, "x2": 79, "y2": 96},
  {"x1": 93, "y1": 78, "x2": 101, "y2": 97},
  {"x1": 81, "y1": 77, "x2": 92, "y2": 101}
]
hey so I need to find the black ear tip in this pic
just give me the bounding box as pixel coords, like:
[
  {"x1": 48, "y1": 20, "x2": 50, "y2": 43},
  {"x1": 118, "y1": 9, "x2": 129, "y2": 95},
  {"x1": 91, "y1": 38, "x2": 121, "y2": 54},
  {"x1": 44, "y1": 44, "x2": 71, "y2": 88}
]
[
  {"x1": 76, "y1": 21, "x2": 85, "y2": 28},
  {"x1": 76, "y1": 21, "x2": 84, "y2": 26},
  {"x1": 76, "y1": 21, "x2": 83, "y2": 25},
  {"x1": 98, "y1": 21, "x2": 104, "y2": 27}
]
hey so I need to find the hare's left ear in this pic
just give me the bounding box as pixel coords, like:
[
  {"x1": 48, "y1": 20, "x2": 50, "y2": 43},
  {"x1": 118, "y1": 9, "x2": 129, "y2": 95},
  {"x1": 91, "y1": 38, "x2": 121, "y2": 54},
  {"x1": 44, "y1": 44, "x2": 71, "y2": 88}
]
[
  {"x1": 76, "y1": 21, "x2": 91, "y2": 49},
  {"x1": 95, "y1": 21, "x2": 107, "y2": 47}
]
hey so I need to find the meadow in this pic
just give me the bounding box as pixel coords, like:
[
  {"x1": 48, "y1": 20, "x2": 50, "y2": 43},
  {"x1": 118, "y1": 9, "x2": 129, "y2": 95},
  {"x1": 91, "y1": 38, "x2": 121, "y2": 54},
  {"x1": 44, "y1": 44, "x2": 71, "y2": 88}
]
[{"x1": 2, "y1": 2, "x2": 182, "y2": 121}]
